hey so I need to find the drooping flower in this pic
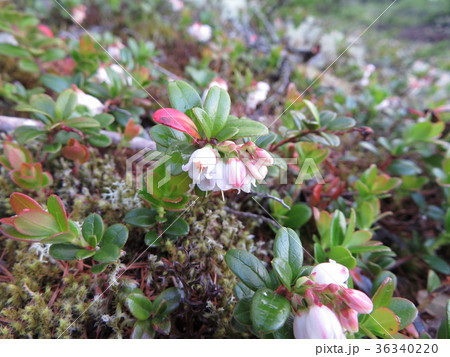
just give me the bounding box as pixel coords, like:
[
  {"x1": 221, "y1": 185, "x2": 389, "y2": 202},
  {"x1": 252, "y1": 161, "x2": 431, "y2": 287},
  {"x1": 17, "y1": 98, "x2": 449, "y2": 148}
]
[
  {"x1": 310, "y1": 259, "x2": 349, "y2": 287},
  {"x1": 188, "y1": 22, "x2": 212, "y2": 43},
  {"x1": 73, "y1": 86, "x2": 105, "y2": 116},
  {"x1": 246, "y1": 81, "x2": 270, "y2": 110},
  {"x1": 338, "y1": 308, "x2": 359, "y2": 333},
  {"x1": 226, "y1": 158, "x2": 247, "y2": 189},
  {"x1": 202, "y1": 78, "x2": 228, "y2": 102},
  {"x1": 293, "y1": 304, "x2": 346, "y2": 339},
  {"x1": 211, "y1": 160, "x2": 232, "y2": 192},
  {"x1": 181, "y1": 147, "x2": 218, "y2": 190},
  {"x1": 107, "y1": 42, "x2": 125, "y2": 60},
  {"x1": 72, "y1": 4, "x2": 87, "y2": 24},
  {"x1": 93, "y1": 64, "x2": 132, "y2": 86}
]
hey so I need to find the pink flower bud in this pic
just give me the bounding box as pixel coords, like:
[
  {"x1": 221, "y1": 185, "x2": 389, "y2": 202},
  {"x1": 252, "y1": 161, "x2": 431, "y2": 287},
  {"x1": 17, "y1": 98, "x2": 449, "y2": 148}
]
[
  {"x1": 37, "y1": 24, "x2": 54, "y2": 38},
  {"x1": 327, "y1": 283, "x2": 340, "y2": 293},
  {"x1": 342, "y1": 289, "x2": 373, "y2": 314},
  {"x1": 255, "y1": 148, "x2": 274, "y2": 166},
  {"x1": 217, "y1": 141, "x2": 237, "y2": 153},
  {"x1": 238, "y1": 141, "x2": 258, "y2": 154},
  {"x1": 338, "y1": 308, "x2": 359, "y2": 333},
  {"x1": 293, "y1": 305, "x2": 346, "y2": 339}
]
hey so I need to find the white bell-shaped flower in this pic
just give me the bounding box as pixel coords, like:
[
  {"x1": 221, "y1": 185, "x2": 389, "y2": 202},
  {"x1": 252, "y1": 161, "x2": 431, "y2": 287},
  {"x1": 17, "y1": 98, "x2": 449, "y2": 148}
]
[{"x1": 293, "y1": 304, "x2": 346, "y2": 339}]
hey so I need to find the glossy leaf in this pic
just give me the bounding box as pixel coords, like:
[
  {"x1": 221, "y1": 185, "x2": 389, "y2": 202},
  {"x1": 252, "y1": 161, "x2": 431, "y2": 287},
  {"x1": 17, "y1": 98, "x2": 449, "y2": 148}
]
[
  {"x1": 41, "y1": 231, "x2": 76, "y2": 244},
  {"x1": 226, "y1": 117, "x2": 268, "y2": 138},
  {"x1": 49, "y1": 243, "x2": 82, "y2": 260},
  {"x1": 225, "y1": 249, "x2": 271, "y2": 291},
  {"x1": 153, "y1": 108, "x2": 201, "y2": 139},
  {"x1": 272, "y1": 258, "x2": 293, "y2": 288},
  {"x1": 388, "y1": 298, "x2": 418, "y2": 330},
  {"x1": 10, "y1": 192, "x2": 42, "y2": 214},
  {"x1": 372, "y1": 277, "x2": 394, "y2": 309},
  {"x1": 328, "y1": 246, "x2": 357, "y2": 269},
  {"x1": 153, "y1": 287, "x2": 183, "y2": 317},
  {"x1": 234, "y1": 298, "x2": 252, "y2": 325},
  {"x1": 167, "y1": 80, "x2": 202, "y2": 113},
  {"x1": 124, "y1": 208, "x2": 158, "y2": 227},
  {"x1": 203, "y1": 86, "x2": 231, "y2": 136},
  {"x1": 273, "y1": 228, "x2": 303, "y2": 278},
  {"x1": 126, "y1": 293, "x2": 152, "y2": 320},
  {"x1": 46, "y1": 195, "x2": 69, "y2": 231},
  {"x1": 364, "y1": 307, "x2": 400, "y2": 337},
  {"x1": 192, "y1": 107, "x2": 213, "y2": 139},
  {"x1": 93, "y1": 244, "x2": 120, "y2": 263},
  {"x1": 55, "y1": 89, "x2": 77, "y2": 120},
  {"x1": 14, "y1": 210, "x2": 59, "y2": 236},
  {"x1": 82, "y1": 213, "x2": 104, "y2": 243},
  {"x1": 101, "y1": 224, "x2": 128, "y2": 248},
  {"x1": 250, "y1": 288, "x2": 291, "y2": 333}
]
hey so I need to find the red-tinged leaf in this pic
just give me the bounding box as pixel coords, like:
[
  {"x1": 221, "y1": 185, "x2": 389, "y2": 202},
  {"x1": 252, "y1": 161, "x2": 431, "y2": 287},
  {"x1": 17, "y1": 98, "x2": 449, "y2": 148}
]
[
  {"x1": 0, "y1": 156, "x2": 13, "y2": 170},
  {"x1": 41, "y1": 172, "x2": 53, "y2": 187},
  {"x1": 0, "y1": 217, "x2": 16, "y2": 226},
  {"x1": 34, "y1": 163, "x2": 43, "y2": 184},
  {"x1": 0, "y1": 224, "x2": 47, "y2": 242},
  {"x1": 19, "y1": 163, "x2": 35, "y2": 178},
  {"x1": 62, "y1": 138, "x2": 90, "y2": 164},
  {"x1": 10, "y1": 171, "x2": 40, "y2": 190},
  {"x1": 41, "y1": 231, "x2": 76, "y2": 244},
  {"x1": 153, "y1": 108, "x2": 201, "y2": 139},
  {"x1": 8, "y1": 148, "x2": 28, "y2": 170},
  {"x1": 47, "y1": 195, "x2": 69, "y2": 231},
  {"x1": 14, "y1": 210, "x2": 60, "y2": 237},
  {"x1": 10, "y1": 192, "x2": 43, "y2": 214}
]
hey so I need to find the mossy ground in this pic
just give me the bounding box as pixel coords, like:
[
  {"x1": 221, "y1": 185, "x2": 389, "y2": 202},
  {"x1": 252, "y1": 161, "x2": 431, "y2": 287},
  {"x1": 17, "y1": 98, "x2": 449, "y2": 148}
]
[{"x1": 0, "y1": 146, "x2": 270, "y2": 338}]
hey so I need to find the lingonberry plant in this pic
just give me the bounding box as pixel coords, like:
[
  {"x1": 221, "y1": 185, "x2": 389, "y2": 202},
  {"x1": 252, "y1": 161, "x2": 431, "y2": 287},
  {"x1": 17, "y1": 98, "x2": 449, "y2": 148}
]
[
  {"x1": 15, "y1": 89, "x2": 114, "y2": 155},
  {"x1": 225, "y1": 228, "x2": 418, "y2": 338},
  {"x1": 0, "y1": 193, "x2": 128, "y2": 273},
  {"x1": 0, "y1": 140, "x2": 52, "y2": 190}
]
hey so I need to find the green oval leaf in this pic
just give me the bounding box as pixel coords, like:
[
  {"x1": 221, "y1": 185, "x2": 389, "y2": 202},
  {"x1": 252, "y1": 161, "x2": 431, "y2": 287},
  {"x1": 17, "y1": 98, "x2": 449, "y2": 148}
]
[
  {"x1": 273, "y1": 228, "x2": 303, "y2": 279},
  {"x1": 93, "y1": 244, "x2": 120, "y2": 263},
  {"x1": 126, "y1": 293, "x2": 153, "y2": 320},
  {"x1": 124, "y1": 208, "x2": 158, "y2": 227},
  {"x1": 388, "y1": 297, "x2": 418, "y2": 330},
  {"x1": 168, "y1": 80, "x2": 202, "y2": 113},
  {"x1": 204, "y1": 86, "x2": 231, "y2": 136},
  {"x1": 250, "y1": 288, "x2": 291, "y2": 333},
  {"x1": 225, "y1": 249, "x2": 271, "y2": 291},
  {"x1": 101, "y1": 224, "x2": 128, "y2": 248},
  {"x1": 82, "y1": 213, "x2": 104, "y2": 244},
  {"x1": 49, "y1": 243, "x2": 83, "y2": 260}
]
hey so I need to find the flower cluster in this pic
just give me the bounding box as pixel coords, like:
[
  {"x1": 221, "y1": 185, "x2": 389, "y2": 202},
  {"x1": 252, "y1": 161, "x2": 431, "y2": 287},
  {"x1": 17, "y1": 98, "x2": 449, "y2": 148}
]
[
  {"x1": 181, "y1": 141, "x2": 273, "y2": 193},
  {"x1": 293, "y1": 260, "x2": 373, "y2": 339}
]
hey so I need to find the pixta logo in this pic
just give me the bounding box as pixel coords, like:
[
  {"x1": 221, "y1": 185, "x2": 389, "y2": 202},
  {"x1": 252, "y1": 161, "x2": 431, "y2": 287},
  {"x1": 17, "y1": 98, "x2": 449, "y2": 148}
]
[{"x1": 125, "y1": 149, "x2": 172, "y2": 190}]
